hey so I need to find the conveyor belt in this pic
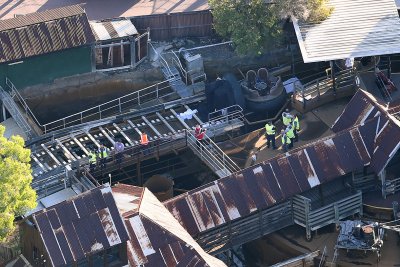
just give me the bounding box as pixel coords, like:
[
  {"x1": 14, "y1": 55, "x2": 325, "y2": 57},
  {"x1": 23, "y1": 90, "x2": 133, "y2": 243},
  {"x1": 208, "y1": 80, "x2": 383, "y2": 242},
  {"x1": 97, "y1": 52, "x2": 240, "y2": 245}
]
[{"x1": 30, "y1": 106, "x2": 203, "y2": 178}]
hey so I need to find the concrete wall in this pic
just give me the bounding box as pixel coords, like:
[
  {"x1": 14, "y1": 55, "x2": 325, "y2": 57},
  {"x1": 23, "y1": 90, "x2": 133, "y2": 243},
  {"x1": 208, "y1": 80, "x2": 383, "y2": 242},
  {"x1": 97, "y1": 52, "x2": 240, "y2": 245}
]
[{"x1": 0, "y1": 46, "x2": 92, "y2": 89}]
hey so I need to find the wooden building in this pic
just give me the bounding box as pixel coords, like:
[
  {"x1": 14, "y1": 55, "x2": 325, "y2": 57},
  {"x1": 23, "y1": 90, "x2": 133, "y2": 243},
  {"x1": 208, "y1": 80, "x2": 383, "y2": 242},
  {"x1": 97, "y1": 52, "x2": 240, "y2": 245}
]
[
  {"x1": 0, "y1": 5, "x2": 95, "y2": 90},
  {"x1": 21, "y1": 185, "x2": 129, "y2": 267}
]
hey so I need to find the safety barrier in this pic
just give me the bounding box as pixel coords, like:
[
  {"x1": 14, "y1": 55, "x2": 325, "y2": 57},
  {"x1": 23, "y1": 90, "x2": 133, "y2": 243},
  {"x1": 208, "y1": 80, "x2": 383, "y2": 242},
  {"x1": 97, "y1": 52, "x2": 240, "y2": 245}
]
[
  {"x1": 293, "y1": 191, "x2": 363, "y2": 240},
  {"x1": 5, "y1": 77, "x2": 175, "y2": 134},
  {"x1": 186, "y1": 130, "x2": 241, "y2": 178},
  {"x1": 382, "y1": 177, "x2": 400, "y2": 198},
  {"x1": 207, "y1": 105, "x2": 245, "y2": 137}
]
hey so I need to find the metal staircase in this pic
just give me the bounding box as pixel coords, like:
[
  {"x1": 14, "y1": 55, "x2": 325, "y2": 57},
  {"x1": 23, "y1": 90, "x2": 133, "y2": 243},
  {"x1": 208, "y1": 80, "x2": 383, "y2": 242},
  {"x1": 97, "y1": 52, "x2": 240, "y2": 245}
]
[
  {"x1": 186, "y1": 130, "x2": 241, "y2": 178},
  {"x1": 0, "y1": 85, "x2": 37, "y2": 138}
]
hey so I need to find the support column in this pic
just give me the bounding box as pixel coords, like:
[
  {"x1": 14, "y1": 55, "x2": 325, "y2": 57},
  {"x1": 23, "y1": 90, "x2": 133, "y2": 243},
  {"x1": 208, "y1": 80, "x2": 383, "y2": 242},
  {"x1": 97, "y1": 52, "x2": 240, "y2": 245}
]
[
  {"x1": 388, "y1": 56, "x2": 392, "y2": 79},
  {"x1": 330, "y1": 60, "x2": 336, "y2": 96},
  {"x1": 379, "y1": 169, "x2": 387, "y2": 199},
  {"x1": 130, "y1": 38, "x2": 136, "y2": 67}
]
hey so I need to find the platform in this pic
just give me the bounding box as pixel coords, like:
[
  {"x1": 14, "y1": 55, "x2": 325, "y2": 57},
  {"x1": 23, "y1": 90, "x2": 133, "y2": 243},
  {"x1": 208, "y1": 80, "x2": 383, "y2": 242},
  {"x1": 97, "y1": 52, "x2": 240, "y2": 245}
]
[{"x1": 0, "y1": 118, "x2": 27, "y2": 140}]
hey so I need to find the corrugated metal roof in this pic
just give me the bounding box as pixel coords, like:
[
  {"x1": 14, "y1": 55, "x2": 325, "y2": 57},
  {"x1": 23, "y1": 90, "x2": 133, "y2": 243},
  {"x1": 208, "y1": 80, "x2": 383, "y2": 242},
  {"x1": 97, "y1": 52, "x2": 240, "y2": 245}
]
[
  {"x1": 0, "y1": 5, "x2": 94, "y2": 63},
  {"x1": 165, "y1": 112, "x2": 400, "y2": 236},
  {"x1": 90, "y1": 19, "x2": 138, "y2": 41},
  {"x1": 113, "y1": 186, "x2": 226, "y2": 267},
  {"x1": 32, "y1": 185, "x2": 129, "y2": 267},
  {"x1": 332, "y1": 89, "x2": 400, "y2": 173},
  {"x1": 293, "y1": 0, "x2": 400, "y2": 63}
]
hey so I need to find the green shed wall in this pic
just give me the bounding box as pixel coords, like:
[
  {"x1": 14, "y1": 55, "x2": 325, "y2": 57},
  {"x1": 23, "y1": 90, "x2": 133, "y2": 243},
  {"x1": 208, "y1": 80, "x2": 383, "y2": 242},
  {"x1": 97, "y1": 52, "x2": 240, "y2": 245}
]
[{"x1": 0, "y1": 46, "x2": 92, "y2": 89}]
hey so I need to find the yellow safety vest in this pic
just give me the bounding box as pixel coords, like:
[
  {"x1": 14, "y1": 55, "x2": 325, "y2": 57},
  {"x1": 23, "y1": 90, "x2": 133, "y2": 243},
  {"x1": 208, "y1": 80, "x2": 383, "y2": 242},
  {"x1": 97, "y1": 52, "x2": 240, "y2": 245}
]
[
  {"x1": 282, "y1": 133, "x2": 291, "y2": 144},
  {"x1": 282, "y1": 114, "x2": 292, "y2": 126},
  {"x1": 292, "y1": 117, "x2": 299, "y2": 130},
  {"x1": 286, "y1": 127, "x2": 295, "y2": 139},
  {"x1": 89, "y1": 152, "x2": 97, "y2": 163},
  {"x1": 265, "y1": 124, "x2": 276, "y2": 135},
  {"x1": 98, "y1": 148, "x2": 108, "y2": 158}
]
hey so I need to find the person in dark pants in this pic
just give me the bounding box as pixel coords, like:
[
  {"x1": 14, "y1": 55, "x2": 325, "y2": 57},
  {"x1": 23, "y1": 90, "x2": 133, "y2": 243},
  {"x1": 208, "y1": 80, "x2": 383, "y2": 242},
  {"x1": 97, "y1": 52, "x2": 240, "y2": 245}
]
[
  {"x1": 88, "y1": 149, "x2": 97, "y2": 172},
  {"x1": 114, "y1": 139, "x2": 125, "y2": 166},
  {"x1": 292, "y1": 114, "x2": 300, "y2": 142},
  {"x1": 265, "y1": 121, "x2": 276, "y2": 149},
  {"x1": 98, "y1": 144, "x2": 109, "y2": 169},
  {"x1": 281, "y1": 129, "x2": 291, "y2": 152}
]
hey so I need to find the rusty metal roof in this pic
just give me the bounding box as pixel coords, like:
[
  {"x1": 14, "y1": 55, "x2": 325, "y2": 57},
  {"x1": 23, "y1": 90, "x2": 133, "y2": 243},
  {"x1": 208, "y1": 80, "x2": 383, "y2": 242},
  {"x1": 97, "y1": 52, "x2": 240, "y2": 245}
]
[
  {"x1": 90, "y1": 19, "x2": 138, "y2": 41},
  {"x1": 0, "y1": 5, "x2": 94, "y2": 63},
  {"x1": 112, "y1": 184, "x2": 143, "y2": 218},
  {"x1": 164, "y1": 113, "x2": 400, "y2": 236},
  {"x1": 332, "y1": 89, "x2": 400, "y2": 173},
  {"x1": 31, "y1": 185, "x2": 129, "y2": 267},
  {"x1": 113, "y1": 186, "x2": 226, "y2": 267}
]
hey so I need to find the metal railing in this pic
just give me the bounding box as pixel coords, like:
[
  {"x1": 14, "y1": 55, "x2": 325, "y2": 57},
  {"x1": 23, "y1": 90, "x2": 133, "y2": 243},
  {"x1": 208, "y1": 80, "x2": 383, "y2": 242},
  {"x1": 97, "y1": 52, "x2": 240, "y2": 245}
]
[
  {"x1": 208, "y1": 105, "x2": 244, "y2": 124},
  {"x1": 293, "y1": 191, "x2": 363, "y2": 240},
  {"x1": 0, "y1": 85, "x2": 36, "y2": 138},
  {"x1": 148, "y1": 42, "x2": 177, "y2": 80},
  {"x1": 171, "y1": 51, "x2": 188, "y2": 84},
  {"x1": 5, "y1": 77, "x2": 175, "y2": 134},
  {"x1": 295, "y1": 68, "x2": 355, "y2": 109},
  {"x1": 186, "y1": 130, "x2": 241, "y2": 178},
  {"x1": 376, "y1": 74, "x2": 393, "y2": 102},
  {"x1": 383, "y1": 177, "x2": 400, "y2": 198}
]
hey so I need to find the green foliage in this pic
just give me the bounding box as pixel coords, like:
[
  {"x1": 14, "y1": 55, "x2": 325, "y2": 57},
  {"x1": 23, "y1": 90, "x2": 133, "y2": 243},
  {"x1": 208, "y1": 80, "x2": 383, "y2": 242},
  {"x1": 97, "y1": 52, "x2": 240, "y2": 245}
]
[
  {"x1": 0, "y1": 125, "x2": 36, "y2": 242},
  {"x1": 209, "y1": 0, "x2": 282, "y2": 55},
  {"x1": 272, "y1": 0, "x2": 333, "y2": 23}
]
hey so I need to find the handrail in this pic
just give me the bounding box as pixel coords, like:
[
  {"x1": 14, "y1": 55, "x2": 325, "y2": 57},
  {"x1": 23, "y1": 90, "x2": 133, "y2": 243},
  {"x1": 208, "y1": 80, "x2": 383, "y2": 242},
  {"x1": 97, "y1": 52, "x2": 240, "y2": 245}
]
[
  {"x1": 376, "y1": 75, "x2": 393, "y2": 102},
  {"x1": 208, "y1": 105, "x2": 244, "y2": 123},
  {"x1": 186, "y1": 130, "x2": 241, "y2": 175},
  {"x1": 5, "y1": 77, "x2": 176, "y2": 134},
  {"x1": 5, "y1": 77, "x2": 42, "y2": 127},
  {"x1": 148, "y1": 42, "x2": 175, "y2": 79},
  {"x1": 171, "y1": 51, "x2": 188, "y2": 84}
]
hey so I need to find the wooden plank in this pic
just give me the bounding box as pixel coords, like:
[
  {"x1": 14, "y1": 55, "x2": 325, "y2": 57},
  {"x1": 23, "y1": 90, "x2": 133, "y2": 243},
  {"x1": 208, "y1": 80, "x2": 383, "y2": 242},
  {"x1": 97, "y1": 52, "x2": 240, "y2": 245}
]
[
  {"x1": 156, "y1": 112, "x2": 176, "y2": 134},
  {"x1": 184, "y1": 104, "x2": 203, "y2": 124},
  {"x1": 31, "y1": 154, "x2": 48, "y2": 172},
  {"x1": 55, "y1": 139, "x2": 77, "y2": 161},
  {"x1": 85, "y1": 132, "x2": 101, "y2": 148},
  {"x1": 141, "y1": 116, "x2": 162, "y2": 137},
  {"x1": 169, "y1": 108, "x2": 191, "y2": 129},
  {"x1": 72, "y1": 137, "x2": 90, "y2": 156},
  {"x1": 41, "y1": 144, "x2": 62, "y2": 166},
  {"x1": 113, "y1": 123, "x2": 135, "y2": 146},
  {"x1": 99, "y1": 126, "x2": 115, "y2": 145}
]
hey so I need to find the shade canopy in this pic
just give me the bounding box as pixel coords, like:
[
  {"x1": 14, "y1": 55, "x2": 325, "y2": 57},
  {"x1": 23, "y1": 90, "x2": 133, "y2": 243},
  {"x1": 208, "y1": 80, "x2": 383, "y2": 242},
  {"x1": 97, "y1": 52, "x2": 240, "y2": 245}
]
[{"x1": 293, "y1": 0, "x2": 400, "y2": 63}]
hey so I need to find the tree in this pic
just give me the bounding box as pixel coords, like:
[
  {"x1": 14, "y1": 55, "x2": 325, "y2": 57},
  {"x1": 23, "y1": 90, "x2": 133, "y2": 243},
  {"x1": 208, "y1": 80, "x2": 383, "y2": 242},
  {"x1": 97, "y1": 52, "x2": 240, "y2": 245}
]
[
  {"x1": 209, "y1": 0, "x2": 333, "y2": 55},
  {"x1": 209, "y1": 0, "x2": 282, "y2": 55},
  {"x1": 0, "y1": 125, "x2": 36, "y2": 242},
  {"x1": 273, "y1": 0, "x2": 333, "y2": 23}
]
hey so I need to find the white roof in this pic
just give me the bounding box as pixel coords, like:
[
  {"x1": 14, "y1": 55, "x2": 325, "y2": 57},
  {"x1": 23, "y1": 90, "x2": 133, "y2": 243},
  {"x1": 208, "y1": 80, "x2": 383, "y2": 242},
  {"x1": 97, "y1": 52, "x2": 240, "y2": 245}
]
[
  {"x1": 90, "y1": 19, "x2": 138, "y2": 41},
  {"x1": 293, "y1": 0, "x2": 400, "y2": 63}
]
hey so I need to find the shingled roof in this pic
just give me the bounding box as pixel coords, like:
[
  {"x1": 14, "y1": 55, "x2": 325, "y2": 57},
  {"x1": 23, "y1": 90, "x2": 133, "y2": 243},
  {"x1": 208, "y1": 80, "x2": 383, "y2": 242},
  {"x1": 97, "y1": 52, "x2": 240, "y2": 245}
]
[
  {"x1": 0, "y1": 5, "x2": 95, "y2": 63},
  {"x1": 32, "y1": 185, "x2": 129, "y2": 267},
  {"x1": 112, "y1": 184, "x2": 226, "y2": 267},
  {"x1": 164, "y1": 96, "x2": 400, "y2": 236}
]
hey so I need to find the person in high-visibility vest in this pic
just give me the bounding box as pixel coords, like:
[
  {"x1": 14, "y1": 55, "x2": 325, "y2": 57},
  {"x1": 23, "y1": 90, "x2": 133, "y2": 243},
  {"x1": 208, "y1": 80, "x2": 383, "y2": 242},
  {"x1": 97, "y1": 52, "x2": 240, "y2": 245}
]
[
  {"x1": 281, "y1": 129, "x2": 291, "y2": 152},
  {"x1": 285, "y1": 123, "x2": 295, "y2": 149},
  {"x1": 282, "y1": 109, "x2": 293, "y2": 127},
  {"x1": 140, "y1": 132, "x2": 149, "y2": 145},
  {"x1": 88, "y1": 149, "x2": 97, "y2": 172},
  {"x1": 265, "y1": 121, "x2": 276, "y2": 149},
  {"x1": 98, "y1": 144, "x2": 109, "y2": 169},
  {"x1": 292, "y1": 114, "x2": 300, "y2": 142}
]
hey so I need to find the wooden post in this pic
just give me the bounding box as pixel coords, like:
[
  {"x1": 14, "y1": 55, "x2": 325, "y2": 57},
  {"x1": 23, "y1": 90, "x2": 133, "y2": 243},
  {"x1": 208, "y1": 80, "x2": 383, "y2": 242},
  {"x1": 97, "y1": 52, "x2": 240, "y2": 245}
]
[
  {"x1": 137, "y1": 155, "x2": 142, "y2": 186},
  {"x1": 330, "y1": 60, "x2": 336, "y2": 96}
]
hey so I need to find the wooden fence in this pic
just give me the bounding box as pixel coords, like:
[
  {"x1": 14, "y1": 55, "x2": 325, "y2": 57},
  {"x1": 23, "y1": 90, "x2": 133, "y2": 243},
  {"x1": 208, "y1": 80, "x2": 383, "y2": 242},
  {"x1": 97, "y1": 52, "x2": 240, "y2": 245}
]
[{"x1": 131, "y1": 10, "x2": 214, "y2": 41}]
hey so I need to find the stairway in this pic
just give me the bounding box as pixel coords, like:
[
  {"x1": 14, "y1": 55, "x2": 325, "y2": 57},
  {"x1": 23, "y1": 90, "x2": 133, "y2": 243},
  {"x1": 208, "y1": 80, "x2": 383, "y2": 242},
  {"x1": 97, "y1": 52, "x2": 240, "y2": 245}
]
[
  {"x1": 0, "y1": 87, "x2": 36, "y2": 139},
  {"x1": 186, "y1": 130, "x2": 241, "y2": 178}
]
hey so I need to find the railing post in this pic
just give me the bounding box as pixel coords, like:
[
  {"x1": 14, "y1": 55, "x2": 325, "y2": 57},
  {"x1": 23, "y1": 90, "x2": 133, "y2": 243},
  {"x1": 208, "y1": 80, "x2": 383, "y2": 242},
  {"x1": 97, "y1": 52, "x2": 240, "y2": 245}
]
[
  {"x1": 99, "y1": 106, "x2": 101, "y2": 119},
  {"x1": 316, "y1": 79, "x2": 320, "y2": 100},
  {"x1": 118, "y1": 98, "x2": 122, "y2": 113},
  {"x1": 156, "y1": 83, "x2": 159, "y2": 99},
  {"x1": 80, "y1": 112, "x2": 83, "y2": 124},
  {"x1": 63, "y1": 118, "x2": 66, "y2": 129},
  {"x1": 137, "y1": 91, "x2": 140, "y2": 105}
]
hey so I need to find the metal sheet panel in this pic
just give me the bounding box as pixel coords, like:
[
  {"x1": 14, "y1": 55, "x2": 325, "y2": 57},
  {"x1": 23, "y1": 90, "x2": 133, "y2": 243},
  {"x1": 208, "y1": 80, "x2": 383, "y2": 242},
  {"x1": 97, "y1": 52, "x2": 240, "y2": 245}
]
[
  {"x1": 350, "y1": 128, "x2": 371, "y2": 165},
  {"x1": 332, "y1": 132, "x2": 364, "y2": 172},
  {"x1": 217, "y1": 176, "x2": 250, "y2": 217},
  {"x1": 293, "y1": 0, "x2": 400, "y2": 63},
  {"x1": 54, "y1": 230, "x2": 74, "y2": 264},
  {"x1": 34, "y1": 212, "x2": 65, "y2": 266},
  {"x1": 277, "y1": 157, "x2": 304, "y2": 193},
  {"x1": 0, "y1": 6, "x2": 94, "y2": 63},
  {"x1": 260, "y1": 163, "x2": 284, "y2": 202},
  {"x1": 62, "y1": 223, "x2": 85, "y2": 261},
  {"x1": 241, "y1": 168, "x2": 270, "y2": 209},
  {"x1": 164, "y1": 196, "x2": 200, "y2": 236},
  {"x1": 187, "y1": 192, "x2": 216, "y2": 232},
  {"x1": 286, "y1": 153, "x2": 311, "y2": 191}
]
